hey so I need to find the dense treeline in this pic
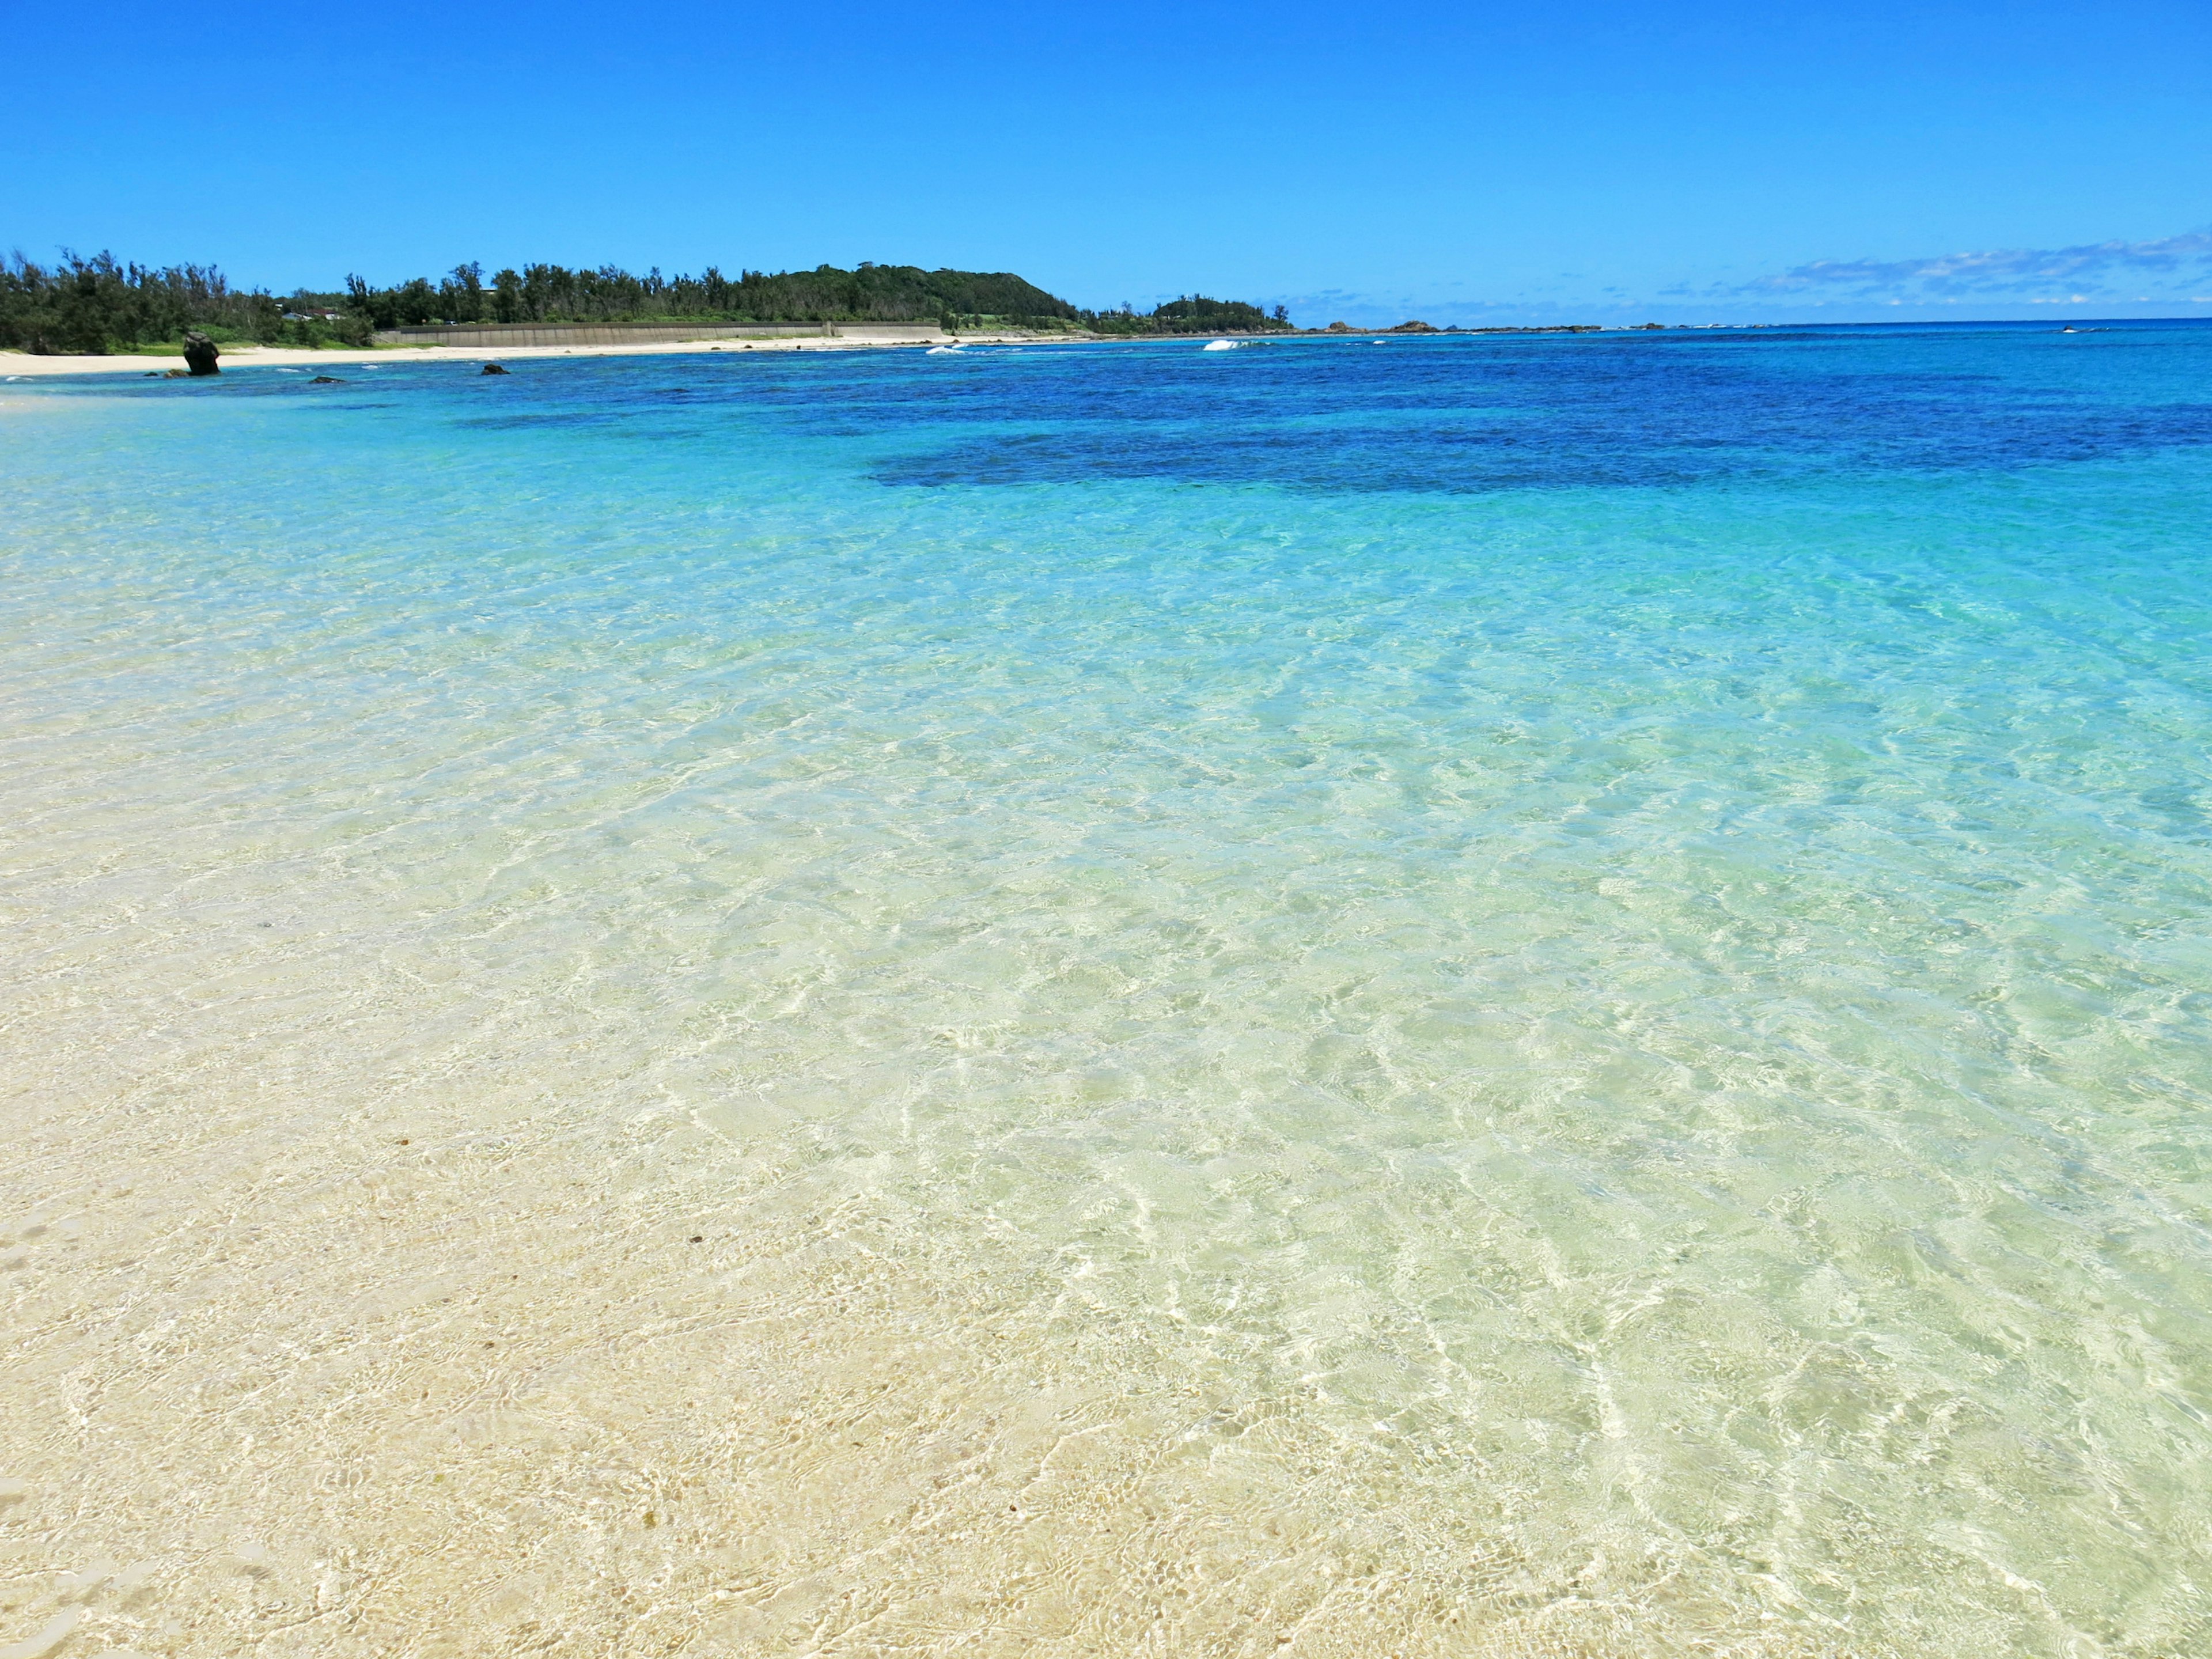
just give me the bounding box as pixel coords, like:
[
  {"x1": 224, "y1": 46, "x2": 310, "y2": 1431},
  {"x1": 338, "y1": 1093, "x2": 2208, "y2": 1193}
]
[
  {"x1": 0, "y1": 252, "x2": 363, "y2": 353},
  {"x1": 349, "y1": 261, "x2": 1086, "y2": 331},
  {"x1": 2, "y1": 249, "x2": 1293, "y2": 353},
  {"x1": 345, "y1": 264, "x2": 1290, "y2": 334},
  {"x1": 1089, "y1": 295, "x2": 1290, "y2": 335}
]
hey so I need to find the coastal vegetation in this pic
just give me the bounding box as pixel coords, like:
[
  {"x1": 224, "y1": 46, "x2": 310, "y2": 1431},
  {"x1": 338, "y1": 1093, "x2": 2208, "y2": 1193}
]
[
  {"x1": 1090, "y1": 296, "x2": 1290, "y2": 335},
  {"x1": 344, "y1": 265, "x2": 1294, "y2": 336},
  {"x1": 2, "y1": 250, "x2": 1296, "y2": 353},
  {"x1": 347, "y1": 262, "x2": 1083, "y2": 333},
  {"x1": 0, "y1": 252, "x2": 366, "y2": 354}
]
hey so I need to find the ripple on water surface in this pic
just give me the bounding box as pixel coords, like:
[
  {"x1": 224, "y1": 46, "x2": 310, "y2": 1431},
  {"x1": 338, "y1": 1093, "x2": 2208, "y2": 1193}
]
[{"x1": 5, "y1": 323, "x2": 2212, "y2": 1656}]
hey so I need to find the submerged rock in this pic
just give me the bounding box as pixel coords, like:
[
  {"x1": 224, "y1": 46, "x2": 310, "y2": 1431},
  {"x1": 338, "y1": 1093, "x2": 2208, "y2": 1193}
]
[
  {"x1": 480, "y1": 362, "x2": 510, "y2": 375},
  {"x1": 181, "y1": 331, "x2": 220, "y2": 376},
  {"x1": 309, "y1": 375, "x2": 344, "y2": 384}
]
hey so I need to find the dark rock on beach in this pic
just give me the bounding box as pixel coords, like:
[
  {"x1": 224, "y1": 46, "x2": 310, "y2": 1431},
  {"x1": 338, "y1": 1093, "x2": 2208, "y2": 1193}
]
[{"x1": 181, "y1": 331, "x2": 221, "y2": 376}]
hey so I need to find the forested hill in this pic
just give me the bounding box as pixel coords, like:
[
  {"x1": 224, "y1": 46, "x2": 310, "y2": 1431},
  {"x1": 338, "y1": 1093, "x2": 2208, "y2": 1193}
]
[
  {"x1": 349, "y1": 262, "x2": 1084, "y2": 330},
  {"x1": 349, "y1": 264, "x2": 1290, "y2": 334},
  {"x1": 2, "y1": 251, "x2": 1294, "y2": 353},
  {"x1": 1092, "y1": 295, "x2": 1288, "y2": 335}
]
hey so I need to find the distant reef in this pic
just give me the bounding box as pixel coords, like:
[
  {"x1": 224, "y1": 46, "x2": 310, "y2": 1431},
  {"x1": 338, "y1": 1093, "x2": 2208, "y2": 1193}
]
[{"x1": 1, "y1": 251, "x2": 1294, "y2": 355}]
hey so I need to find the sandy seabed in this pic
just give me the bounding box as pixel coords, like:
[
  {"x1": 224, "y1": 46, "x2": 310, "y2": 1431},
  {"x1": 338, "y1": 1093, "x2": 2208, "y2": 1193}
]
[
  {"x1": 1, "y1": 943, "x2": 1820, "y2": 1659},
  {"x1": 0, "y1": 343, "x2": 1900, "y2": 1659},
  {"x1": 0, "y1": 830, "x2": 1874, "y2": 1659}
]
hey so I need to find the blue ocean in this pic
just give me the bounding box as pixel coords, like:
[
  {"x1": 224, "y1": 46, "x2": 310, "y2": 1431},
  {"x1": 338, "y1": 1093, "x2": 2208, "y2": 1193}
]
[{"x1": 5, "y1": 322, "x2": 2210, "y2": 1654}]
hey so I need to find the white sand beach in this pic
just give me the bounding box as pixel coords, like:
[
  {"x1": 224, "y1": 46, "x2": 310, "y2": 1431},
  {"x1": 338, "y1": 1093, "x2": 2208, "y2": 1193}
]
[{"x1": 0, "y1": 331, "x2": 1030, "y2": 378}]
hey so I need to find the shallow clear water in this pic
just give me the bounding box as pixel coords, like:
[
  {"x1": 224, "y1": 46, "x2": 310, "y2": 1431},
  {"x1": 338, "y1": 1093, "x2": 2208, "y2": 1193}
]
[{"x1": 6, "y1": 324, "x2": 2212, "y2": 1654}]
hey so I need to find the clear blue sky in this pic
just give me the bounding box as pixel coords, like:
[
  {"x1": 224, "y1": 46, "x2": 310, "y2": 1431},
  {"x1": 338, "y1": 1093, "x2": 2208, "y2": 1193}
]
[{"x1": 8, "y1": 0, "x2": 2209, "y2": 325}]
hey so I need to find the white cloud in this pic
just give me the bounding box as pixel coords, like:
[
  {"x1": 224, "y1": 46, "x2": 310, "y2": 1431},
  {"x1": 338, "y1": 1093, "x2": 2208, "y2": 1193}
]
[{"x1": 1736, "y1": 231, "x2": 2212, "y2": 300}]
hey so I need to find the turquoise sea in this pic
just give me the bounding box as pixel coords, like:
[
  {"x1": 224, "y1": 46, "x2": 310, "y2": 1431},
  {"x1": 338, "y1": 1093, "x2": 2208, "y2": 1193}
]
[{"x1": 6, "y1": 323, "x2": 2212, "y2": 1654}]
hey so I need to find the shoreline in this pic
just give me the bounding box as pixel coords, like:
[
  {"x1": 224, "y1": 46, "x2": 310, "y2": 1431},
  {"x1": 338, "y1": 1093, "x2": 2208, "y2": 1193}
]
[
  {"x1": 0, "y1": 329, "x2": 1055, "y2": 377},
  {"x1": 3, "y1": 328, "x2": 1516, "y2": 380},
  {"x1": 5, "y1": 316, "x2": 2174, "y2": 382}
]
